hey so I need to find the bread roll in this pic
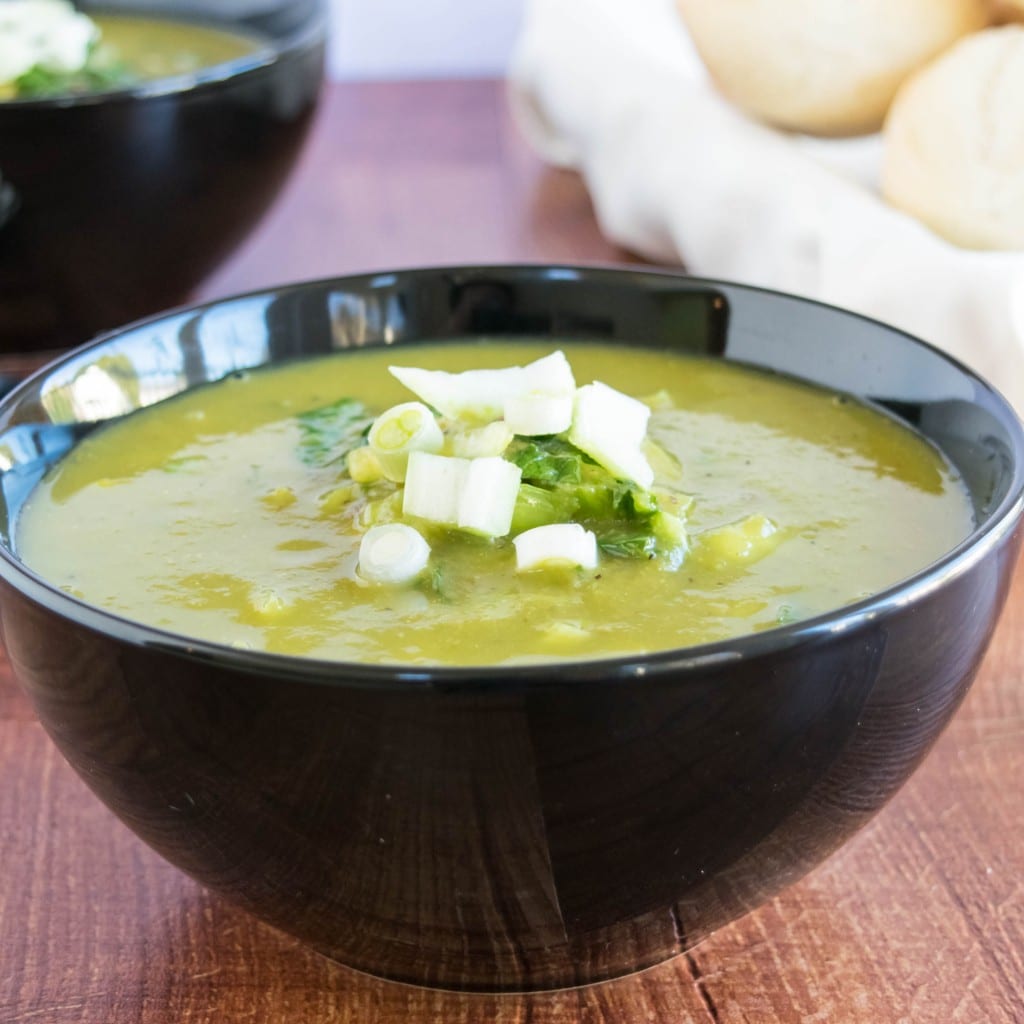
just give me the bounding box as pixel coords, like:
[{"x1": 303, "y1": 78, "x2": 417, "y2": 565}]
[
  {"x1": 990, "y1": 0, "x2": 1024, "y2": 23},
  {"x1": 675, "y1": 0, "x2": 990, "y2": 136},
  {"x1": 882, "y1": 27, "x2": 1024, "y2": 250}
]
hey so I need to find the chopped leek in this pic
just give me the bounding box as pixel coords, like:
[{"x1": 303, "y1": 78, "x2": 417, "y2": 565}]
[
  {"x1": 358, "y1": 523, "x2": 431, "y2": 584},
  {"x1": 457, "y1": 457, "x2": 522, "y2": 537},
  {"x1": 402, "y1": 451, "x2": 469, "y2": 525},
  {"x1": 367, "y1": 401, "x2": 444, "y2": 482},
  {"x1": 510, "y1": 482, "x2": 581, "y2": 534},
  {"x1": 389, "y1": 350, "x2": 575, "y2": 424},
  {"x1": 522, "y1": 349, "x2": 576, "y2": 395},
  {"x1": 448, "y1": 421, "x2": 513, "y2": 458},
  {"x1": 389, "y1": 364, "x2": 526, "y2": 423},
  {"x1": 504, "y1": 392, "x2": 574, "y2": 436},
  {"x1": 514, "y1": 523, "x2": 599, "y2": 571},
  {"x1": 402, "y1": 452, "x2": 521, "y2": 538},
  {"x1": 569, "y1": 383, "x2": 654, "y2": 488},
  {"x1": 346, "y1": 446, "x2": 384, "y2": 483}
]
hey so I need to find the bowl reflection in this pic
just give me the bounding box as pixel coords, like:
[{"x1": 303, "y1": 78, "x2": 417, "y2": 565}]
[{"x1": 0, "y1": 266, "x2": 1021, "y2": 991}]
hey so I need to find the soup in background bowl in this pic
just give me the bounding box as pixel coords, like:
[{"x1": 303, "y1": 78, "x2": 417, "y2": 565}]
[
  {"x1": 0, "y1": 266, "x2": 1020, "y2": 990},
  {"x1": 0, "y1": 0, "x2": 325, "y2": 352},
  {"x1": 0, "y1": 2, "x2": 269, "y2": 100}
]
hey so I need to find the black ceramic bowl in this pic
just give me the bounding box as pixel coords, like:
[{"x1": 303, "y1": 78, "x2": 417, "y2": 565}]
[
  {"x1": 0, "y1": 266, "x2": 1021, "y2": 992},
  {"x1": 0, "y1": 0, "x2": 325, "y2": 353}
]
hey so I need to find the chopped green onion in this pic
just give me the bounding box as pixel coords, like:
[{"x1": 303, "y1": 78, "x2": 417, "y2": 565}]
[
  {"x1": 346, "y1": 446, "x2": 384, "y2": 483},
  {"x1": 457, "y1": 457, "x2": 523, "y2": 537},
  {"x1": 504, "y1": 392, "x2": 574, "y2": 436},
  {"x1": 403, "y1": 451, "x2": 469, "y2": 525},
  {"x1": 521, "y1": 350, "x2": 576, "y2": 395},
  {"x1": 569, "y1": 382, "x2": 654, "y2": 488},
  {"x1": 389, "y1": 350, "x2": 575, "y2": 424},
  {"x1": 402, "y1": 452, "x2": 521, "y2": 537},
  {"x1": 358, "y1": 524, "x2": 431, "y2": 584},
  {"x1": 510, "y1": 483, "x2": 581, "y2": 534},
  {"x1": 514, "y1": 523, "x2": 599, "y2": 572},
  {"x1": 448, "y1": 421, "x2": 514, "y2": 458},
  {"x1": 367, "y1": 401, "x2": 444, "y2": 482},
  {"x1": 389, "y1": 364, "x2": 526, "y2": 423}
]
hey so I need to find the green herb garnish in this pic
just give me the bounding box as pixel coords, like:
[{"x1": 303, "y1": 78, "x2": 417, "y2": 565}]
[
  {"x1": 14, "y1": 56, "x2": 136, "y2": 98},
  {"x1": 506, "y1": 437, "x2": 584, "y2": 486},
  {"x1": 297, "y1": 398, "x2": 373, "y2": 468}
]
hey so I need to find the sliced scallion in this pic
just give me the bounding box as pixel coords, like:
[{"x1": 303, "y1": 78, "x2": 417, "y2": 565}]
[
  {"x1": 457, "y1": 457, "x2": 522, "y2": 537},
  {"x1": 358, "y1": 523, "x2": 431, "y2": 584},
  {"x1": 513, "y1": 523, "x2": 599, "y2": 572},
  {"x1": 402, "y1": 451, "x2": 470, "y2": 525},
  {"x1": 368, "y1": 401, "x2": 444, "y2": 482}
]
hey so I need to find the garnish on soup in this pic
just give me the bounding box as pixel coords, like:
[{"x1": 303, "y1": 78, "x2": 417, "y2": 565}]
[{"x1": 339, "y1": 350, "x2": 688, "y2": 583}]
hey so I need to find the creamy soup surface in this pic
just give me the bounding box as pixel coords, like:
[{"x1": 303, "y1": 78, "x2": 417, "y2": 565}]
[{"x1": 17, "y1": 342, "x2": 974, "y2": 666}]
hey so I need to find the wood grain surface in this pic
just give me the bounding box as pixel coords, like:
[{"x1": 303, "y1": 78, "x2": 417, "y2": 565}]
[{"x1": 2, "y1": 80, "x2": 1023, "y2": 1024}]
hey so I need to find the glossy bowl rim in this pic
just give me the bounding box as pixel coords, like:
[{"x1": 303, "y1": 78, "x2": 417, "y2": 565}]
[
  {"x1": 0, "y1": 263, "x2": 1022, "y2": 691},
  {"x1": 0, "y1": 1, "x2": 327, "y2": 111}
]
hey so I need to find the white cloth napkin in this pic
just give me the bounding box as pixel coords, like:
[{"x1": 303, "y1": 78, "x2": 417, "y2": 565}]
[{"x1": 509, "y1": 0, "x2": 1024, "y2": 416}]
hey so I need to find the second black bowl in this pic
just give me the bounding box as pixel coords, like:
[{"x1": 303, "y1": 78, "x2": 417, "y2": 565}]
[{"x1": 0, "y1": 0, "x2": 325, "y2": 353}]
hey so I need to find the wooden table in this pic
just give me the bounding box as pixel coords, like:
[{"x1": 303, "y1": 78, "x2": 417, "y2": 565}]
[{"x1": 2, "y1": 80, "x2": 1023, "y2": 1024}]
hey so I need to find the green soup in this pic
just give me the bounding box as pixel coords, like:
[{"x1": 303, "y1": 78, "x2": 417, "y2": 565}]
[
  {"x1": 16, "y1": 342, "x2": 974, "y2": 666},
  {"x1": 3, "y1": 12, "x2": 265, "y2": 100},
  {"x1": 92, "y1": 13, "x2": 265, "y2": 80}
]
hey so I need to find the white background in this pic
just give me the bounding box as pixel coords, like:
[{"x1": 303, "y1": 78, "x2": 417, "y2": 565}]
[{"x1": 327, "y1": 0, "x2": 524, "y2": 79}]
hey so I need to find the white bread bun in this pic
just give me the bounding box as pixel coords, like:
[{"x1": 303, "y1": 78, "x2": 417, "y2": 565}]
[
  {"x1": 882, "y1": 26, "x2": 1024, "y2": 250},
  {"x1": 675, "y1": 0, "x2": 990, "y2": 136},
  {"x1": 990, "y1": 0, "x2": 1024, "y2": 23}
]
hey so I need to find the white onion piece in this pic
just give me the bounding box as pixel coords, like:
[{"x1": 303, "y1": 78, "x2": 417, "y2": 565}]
[
  {"x1": 522, "y1": 350, "x2": 576, "y2": 396},
  {"x1": 389, "y1": 365, "x2": 526, "y2": 422},
  {"x1": 569, "y1": 382, "x2": 654, "y2": 488},
  {"x1": 389, "y1": 350, "x2": 575, "y2": 424},
  {"x1": 402, "y1": 451, "x2": 469, "y2": 524},
  {"x1": 513, "y1": 523, "x2": 599, "y2": 572},
  {"x1": 358, "y1": 524, "x2": 431, "y2": 584},
  {"x1": 457, "y1": 457, "x2": 522, "y2": 537},
  {"x1": 504, "y1": 392, "x2": 574, "y2": 436},
  {"x1": 368, "y1": 401, "x2": 444, "y2": 482},
  {"x1": 448, "y1": 421, "x2": 514, "y2": 458}
]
